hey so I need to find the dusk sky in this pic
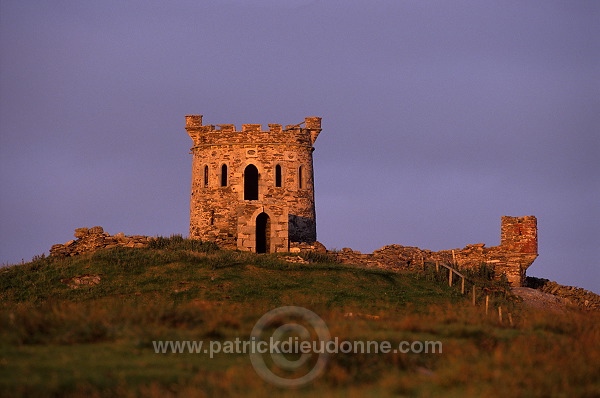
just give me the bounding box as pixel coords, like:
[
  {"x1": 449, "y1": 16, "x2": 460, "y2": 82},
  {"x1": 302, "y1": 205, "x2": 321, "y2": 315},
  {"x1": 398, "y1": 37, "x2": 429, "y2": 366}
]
[{"x1": 1, "y1": 0, "x2": 598, "y2": 291}]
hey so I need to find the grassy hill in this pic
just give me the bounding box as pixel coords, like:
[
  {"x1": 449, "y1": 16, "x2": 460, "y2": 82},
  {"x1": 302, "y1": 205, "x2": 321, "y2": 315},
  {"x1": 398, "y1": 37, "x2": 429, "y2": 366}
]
[{"x1": 0, "y1": 239, "x2": 598, "y2": 397}]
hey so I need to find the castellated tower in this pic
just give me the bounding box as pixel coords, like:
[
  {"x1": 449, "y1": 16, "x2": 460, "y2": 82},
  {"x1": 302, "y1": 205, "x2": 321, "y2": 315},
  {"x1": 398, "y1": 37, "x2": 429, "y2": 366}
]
[{"x1": 185, "y1": 115, "x2": 322, "y2": 253}]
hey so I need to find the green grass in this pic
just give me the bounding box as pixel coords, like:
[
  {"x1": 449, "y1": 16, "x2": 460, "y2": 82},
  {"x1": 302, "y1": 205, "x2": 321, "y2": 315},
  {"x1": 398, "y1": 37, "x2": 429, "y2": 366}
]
[
  {"x1": 0, "y1": 242, "x2": 599, "y2": 397},
  {"x1": 0, "y1": 247, "x2": 461, "y2": 307}
]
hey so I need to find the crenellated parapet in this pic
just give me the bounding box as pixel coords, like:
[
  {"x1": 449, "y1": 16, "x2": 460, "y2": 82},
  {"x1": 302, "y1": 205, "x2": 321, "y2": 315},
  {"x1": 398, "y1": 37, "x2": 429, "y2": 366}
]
[{"x1": 185, "y1": 115, "x2": 322, "y2": 148}]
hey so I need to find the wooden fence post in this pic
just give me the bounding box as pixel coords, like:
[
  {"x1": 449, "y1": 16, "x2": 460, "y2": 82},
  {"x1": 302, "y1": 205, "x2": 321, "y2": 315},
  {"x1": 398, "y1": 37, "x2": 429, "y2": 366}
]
[
  {"x1": 472, "y1": 285, "x2": 476, "y2": 305},
  {"x1": 461, "y1": 277, "x2": 465, "y2": 294},
  {"x1": 498, "y1": 306, "x2": 503, "y2": 323},
  {"x1": 485, "y1": 295, "x2": 489, "y2": 315},
  {"x1": 448, "y1": 269, "x2": 453, "y2": 286}
]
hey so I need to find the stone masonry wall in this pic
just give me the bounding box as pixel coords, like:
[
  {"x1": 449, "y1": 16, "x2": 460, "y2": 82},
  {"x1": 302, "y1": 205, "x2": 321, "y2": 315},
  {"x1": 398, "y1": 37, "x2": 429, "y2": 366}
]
[
  {"x1": 185, "y1": 115, "x2": 321, "y2": 253},
  {"x1": 525, "y1": 277, "x2": 600, "y2": 310},
  {"x1": 324, "y1": 216, "x2": 538, "y2": 287},
  {"x1": 50, "y1": 227, "x2": 154, "y2": 257}
]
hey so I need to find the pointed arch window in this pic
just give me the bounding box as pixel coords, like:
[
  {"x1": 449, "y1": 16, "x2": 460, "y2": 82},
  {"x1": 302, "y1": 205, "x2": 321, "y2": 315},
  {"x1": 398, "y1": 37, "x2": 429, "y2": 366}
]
[
  {"x1": 204, "y1": 165, "x2": 209, "y2": 187},
  {"x1": 221, "y1": 164, "x2": 228, "y2": 187},
  {"x1": 275, "y1": 164, "x2": 282, "y2": 187}
]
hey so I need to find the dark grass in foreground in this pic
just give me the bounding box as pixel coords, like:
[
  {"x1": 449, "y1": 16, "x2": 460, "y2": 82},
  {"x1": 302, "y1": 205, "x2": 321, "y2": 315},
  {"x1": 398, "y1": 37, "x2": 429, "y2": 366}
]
[{"x1": 0, "y1": 238, "x2": 598, "y2": 397}]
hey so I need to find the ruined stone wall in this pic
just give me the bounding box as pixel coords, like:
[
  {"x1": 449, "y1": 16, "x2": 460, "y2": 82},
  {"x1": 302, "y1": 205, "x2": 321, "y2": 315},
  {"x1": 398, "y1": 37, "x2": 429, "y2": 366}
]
[
  {"x1": 50, "y1": 227, "x2": 153, "y2": 257},
  {"x1": 185, "y1": 115, "x2": 321, "y2": 253},
  {"x1": 501, "y1": 216, "x2": 537, "y2": 254},
  {"x1": 525, "y1": 277, "x2": 600, "y2": 310},
  {"x1": 324, "y1": 216, "x2": 538, "y2": 287}
]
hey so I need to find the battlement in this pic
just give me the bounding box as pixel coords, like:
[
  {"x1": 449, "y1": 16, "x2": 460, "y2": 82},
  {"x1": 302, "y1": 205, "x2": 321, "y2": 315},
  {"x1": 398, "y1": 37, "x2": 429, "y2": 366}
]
[
  {"x1": 185, "y1": 115, "x2": 321, "y2": 133},
  {"x1": 185, "y1": 115, "x2": 322, "y2": 147}
]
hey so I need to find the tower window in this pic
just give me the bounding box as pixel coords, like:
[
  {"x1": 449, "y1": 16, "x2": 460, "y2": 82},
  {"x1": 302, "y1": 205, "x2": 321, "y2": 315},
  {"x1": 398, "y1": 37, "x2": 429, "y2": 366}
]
[
  {"x1": 275, "y1": 165, "x2": 282, "y2": 187},
  {"x1": 298, "y1": 166, "x2": 303, "y2": 189},
  {"x1": 204, "y1": 165, "x2": 209, "y2": 187},
  {"x1": 244, "y1": 164, "x2": 259, "y2": 200},
  {"x1": 221, "y1": 164, "x2": 228, "y2": 187}
]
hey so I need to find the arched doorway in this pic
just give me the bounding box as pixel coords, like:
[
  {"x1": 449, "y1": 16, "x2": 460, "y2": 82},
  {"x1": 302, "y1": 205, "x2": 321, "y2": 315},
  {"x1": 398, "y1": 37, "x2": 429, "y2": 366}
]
[
  {"x1": 244, "y1": 164, "x2": 259, "y2": 200},
  {"x1": 255, "y1": 212, "x2": 270, "y2": 253}
]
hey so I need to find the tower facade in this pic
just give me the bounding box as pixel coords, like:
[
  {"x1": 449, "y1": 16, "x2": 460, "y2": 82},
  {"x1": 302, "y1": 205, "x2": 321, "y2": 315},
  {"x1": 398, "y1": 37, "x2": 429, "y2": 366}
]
[{"x1": 185, "y1": 115, "x2": 322, "y2": 253}]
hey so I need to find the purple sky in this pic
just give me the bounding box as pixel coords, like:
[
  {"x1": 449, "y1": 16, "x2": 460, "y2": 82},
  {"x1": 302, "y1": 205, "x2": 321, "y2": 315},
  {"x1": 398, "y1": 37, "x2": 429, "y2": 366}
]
[{"x1": 1, "y1": 0, "x2": 598, "y2": 292}]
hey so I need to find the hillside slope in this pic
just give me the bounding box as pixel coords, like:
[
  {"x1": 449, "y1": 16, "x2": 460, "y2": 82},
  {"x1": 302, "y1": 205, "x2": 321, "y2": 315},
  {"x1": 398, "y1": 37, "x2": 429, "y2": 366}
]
[{"x1": 0, "y1": 242, "x2": 598, "y2": 397}]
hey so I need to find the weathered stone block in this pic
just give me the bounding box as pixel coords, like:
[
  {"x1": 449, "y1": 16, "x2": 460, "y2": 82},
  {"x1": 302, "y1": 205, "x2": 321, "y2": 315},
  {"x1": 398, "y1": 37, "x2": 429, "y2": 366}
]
[
  {"x1": 74, "y1": 228, "x2": 89, "y2": 238},
  {"x1": 88, "y1": 226, "x2": 104, "y2": 234}
]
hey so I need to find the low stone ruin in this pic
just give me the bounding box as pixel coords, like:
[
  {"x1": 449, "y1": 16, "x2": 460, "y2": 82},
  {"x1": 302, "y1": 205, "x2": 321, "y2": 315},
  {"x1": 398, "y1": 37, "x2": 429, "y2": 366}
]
[
  {"x1": 289, "y1": 241, "x2": 327, "y2": 253},
  {"x1": 50, "y1": 226, "x2": 154, "y2": 257},
  {"x1": 326, "y1": 243, "x2": 536, "y2": 287},
  {"x1": 323, "y1": 216, "x2": 538, "y2": 287},
  {"x1": 526, "y1": 277, "x2": 600, "y2": 310}
]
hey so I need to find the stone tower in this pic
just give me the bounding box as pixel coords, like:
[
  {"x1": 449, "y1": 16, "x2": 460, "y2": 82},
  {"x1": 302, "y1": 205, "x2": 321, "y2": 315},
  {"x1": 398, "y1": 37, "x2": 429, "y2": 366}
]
[
  {"x1": 497, "y1": 216, "x2": 538, "y2": 285},
  {"x1": 500, "y1": 216, "x2": 538, "y2": 255},
  {"x1": 185, "y1": 115, "x2": 322, "y2": 253}
]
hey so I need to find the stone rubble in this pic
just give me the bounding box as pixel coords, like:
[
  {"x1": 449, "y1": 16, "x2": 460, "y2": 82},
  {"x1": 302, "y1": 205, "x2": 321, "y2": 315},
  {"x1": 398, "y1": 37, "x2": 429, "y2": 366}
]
[
  {"x1": 61, "y1": 274, "x2": 102, "y2": 289},
  {"x1": 526, "y1": 277, "x2": 600, "y2": 310},
  {"x1": 289, "y1": 241, "x2": 327, "y2": 253},
  {"x1": 281, "y1": 256, "x2": 310, "y2": 264},
  {"x1": 50, "y1": 226, "x2": 155, "y2": 257}
]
